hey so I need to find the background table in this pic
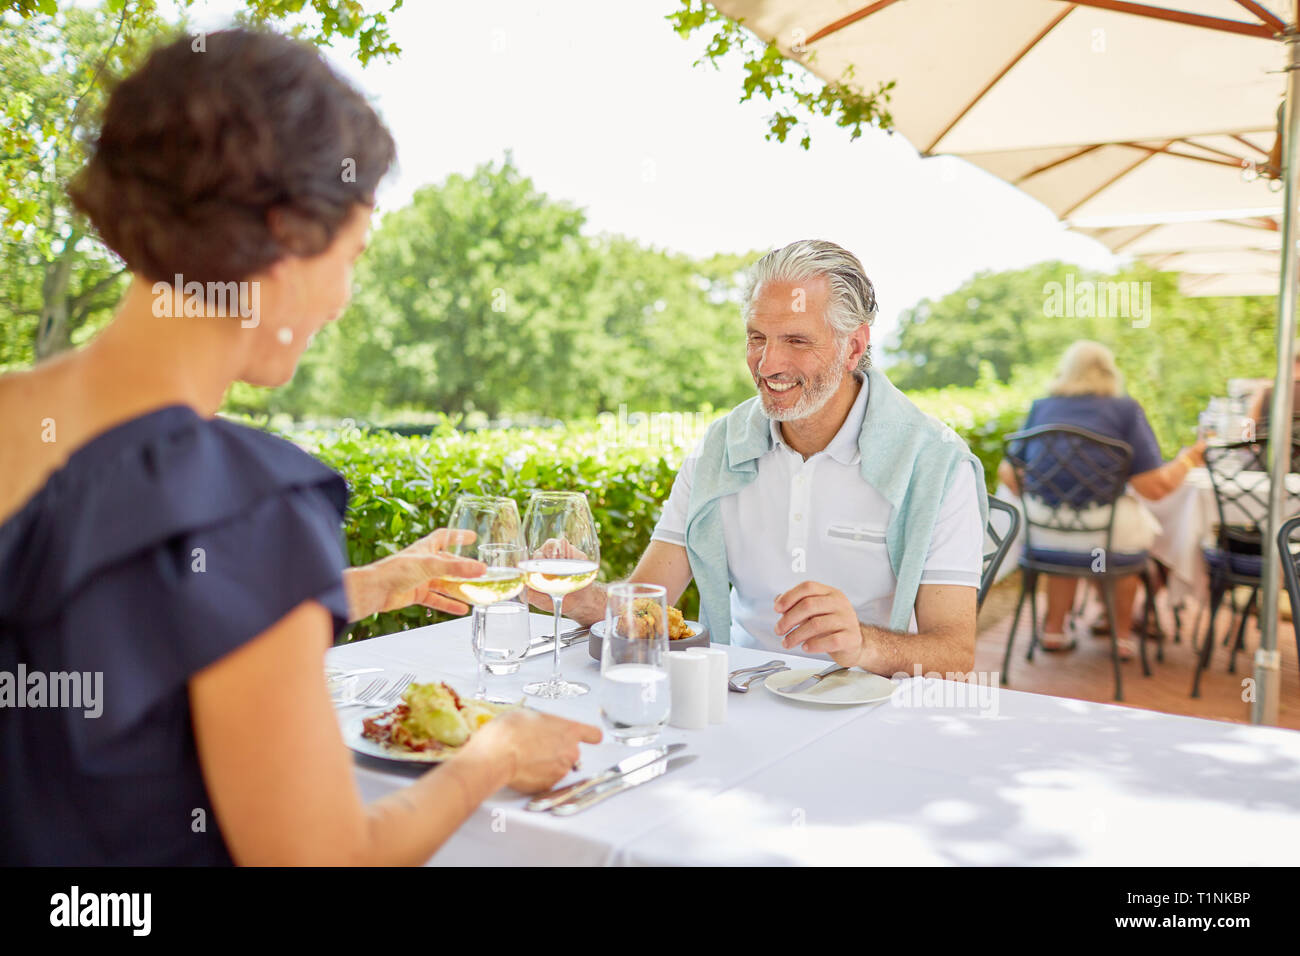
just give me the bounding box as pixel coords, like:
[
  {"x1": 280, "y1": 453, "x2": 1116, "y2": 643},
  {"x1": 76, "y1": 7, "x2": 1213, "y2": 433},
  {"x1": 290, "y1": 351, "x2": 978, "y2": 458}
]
[{"x1": 330, "y1": 615, "x2": 1300, "y2": 865}]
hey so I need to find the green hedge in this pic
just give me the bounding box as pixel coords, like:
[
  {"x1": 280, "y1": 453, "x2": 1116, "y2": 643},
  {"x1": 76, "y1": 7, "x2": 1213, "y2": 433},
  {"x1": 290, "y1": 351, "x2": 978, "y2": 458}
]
[
  {"x1": 266, "y1": 380, "x2": 1035, "y2": 642},
  {"x1": 909, "y1": 373, "x2": 1043, "y2": 489},
  {"x1": 297, "y1": 416, "x2": 706, "y2": 640}
]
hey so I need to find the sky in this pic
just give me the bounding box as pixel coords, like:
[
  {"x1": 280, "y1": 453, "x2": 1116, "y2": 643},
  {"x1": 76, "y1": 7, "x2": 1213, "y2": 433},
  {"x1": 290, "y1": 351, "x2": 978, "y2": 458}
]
[{"x1": 182, "y1": 0, "x2": 1121, "y2": 349}]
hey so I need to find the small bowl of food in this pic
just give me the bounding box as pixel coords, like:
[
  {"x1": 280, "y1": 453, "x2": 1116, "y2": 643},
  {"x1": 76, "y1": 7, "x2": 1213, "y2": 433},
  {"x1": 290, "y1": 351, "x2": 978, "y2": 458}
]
[{"x1": 589, "y1": 600, "x2": 709, "y2": 661}]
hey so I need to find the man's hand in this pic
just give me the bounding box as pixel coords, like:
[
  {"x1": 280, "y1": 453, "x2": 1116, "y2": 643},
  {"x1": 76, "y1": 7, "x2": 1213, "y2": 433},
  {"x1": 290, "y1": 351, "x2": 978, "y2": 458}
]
[
  {"x1": 774, "y1": 581, "x2": 864, "y2": 667},
  {"x1": 344, "y1": 528, "x2": 486, "y2": 622}
]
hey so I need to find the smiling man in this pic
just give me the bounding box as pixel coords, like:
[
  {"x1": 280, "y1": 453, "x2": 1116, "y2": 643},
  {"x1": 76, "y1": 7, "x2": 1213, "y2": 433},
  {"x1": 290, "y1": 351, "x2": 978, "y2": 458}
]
[{"x1": 536, "y1": 240, "x2": 988, "y2": 676}]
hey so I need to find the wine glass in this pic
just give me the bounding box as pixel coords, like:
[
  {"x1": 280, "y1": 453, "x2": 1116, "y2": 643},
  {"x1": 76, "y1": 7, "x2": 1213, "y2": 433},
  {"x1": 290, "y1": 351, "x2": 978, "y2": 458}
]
[
  {"x1": 443, "y1": 496, "x2": 526, "y2": 698},
  {"x1": 475, "y1": 543, "x2": 531, "y2": 699},
  {"x1": 601, "y1": 583, "x2": 670, "y2": 745},
  {"x1": 520, "y1": 491, "x2": 600, "y2": 699}
]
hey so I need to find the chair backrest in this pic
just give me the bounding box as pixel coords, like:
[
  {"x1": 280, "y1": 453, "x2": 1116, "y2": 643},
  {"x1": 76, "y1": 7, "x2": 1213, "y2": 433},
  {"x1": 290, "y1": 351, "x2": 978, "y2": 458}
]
[
  {"x1": 1203, "y1": 439, "x2": 1300, "y2": 553},
  {"x1": 1002, "y1": 424, "x2": 1133, "y2": 554},
  {"x1": 1277, "y1": 513, "x2": 1300, "y2": 640},
  {"x1": 979, "y1": 495, "x2": 1020, "y2": 610}
]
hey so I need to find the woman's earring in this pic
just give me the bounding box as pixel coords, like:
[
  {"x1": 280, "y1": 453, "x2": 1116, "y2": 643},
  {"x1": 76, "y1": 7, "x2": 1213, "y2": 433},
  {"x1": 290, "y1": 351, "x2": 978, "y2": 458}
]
[{"x1": 276, "y1": 327, "x2": 294, "y2": 345}]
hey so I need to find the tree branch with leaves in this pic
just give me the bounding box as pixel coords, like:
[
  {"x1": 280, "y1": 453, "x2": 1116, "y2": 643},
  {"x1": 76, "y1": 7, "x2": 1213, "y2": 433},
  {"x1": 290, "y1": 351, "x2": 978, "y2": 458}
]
[{"x1": 666, "y1": 0, "x2": 895, "y2": 150}]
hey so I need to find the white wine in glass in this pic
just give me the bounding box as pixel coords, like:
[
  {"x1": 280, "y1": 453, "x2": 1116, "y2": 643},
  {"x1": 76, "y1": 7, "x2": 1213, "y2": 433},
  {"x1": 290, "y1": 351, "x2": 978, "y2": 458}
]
[
  {"x1": 517, "y1": 558, "x2": 599, "y2": 596},
  {"x1": 521, "y1": 491, "x2": 600, "y2": 699},
  {"x1": 444, "y1": 495, "x2": 525, "y2": 699},
  {"x1": 439, "y1": 567, "x2": 526, "y2": 606}
]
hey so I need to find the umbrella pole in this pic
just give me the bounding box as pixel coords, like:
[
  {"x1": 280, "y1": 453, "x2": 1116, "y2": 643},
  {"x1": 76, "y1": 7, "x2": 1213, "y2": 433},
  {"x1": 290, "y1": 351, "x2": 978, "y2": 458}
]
[{"x1": 1252, "y1": 10, "x2": 1300, "y2": 726}]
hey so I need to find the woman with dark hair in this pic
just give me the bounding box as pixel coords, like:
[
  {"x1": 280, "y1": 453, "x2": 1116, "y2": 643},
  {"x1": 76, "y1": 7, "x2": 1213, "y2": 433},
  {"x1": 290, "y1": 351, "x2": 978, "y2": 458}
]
[{"x1": 0, "y1": 29, "x2": 599, "y2": 865}]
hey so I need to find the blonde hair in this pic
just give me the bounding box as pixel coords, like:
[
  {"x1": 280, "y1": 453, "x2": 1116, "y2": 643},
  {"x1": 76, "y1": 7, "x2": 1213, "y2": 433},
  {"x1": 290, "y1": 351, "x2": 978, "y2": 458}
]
[{"x1": 1049, "y1": 340, "x2": 1124, "y2": 397}]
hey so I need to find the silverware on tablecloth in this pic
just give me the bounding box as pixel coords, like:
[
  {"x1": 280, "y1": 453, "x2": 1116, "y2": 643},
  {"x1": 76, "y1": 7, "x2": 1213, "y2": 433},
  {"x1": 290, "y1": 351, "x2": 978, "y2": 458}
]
[
  {"x1": 523, "y1": 626, "x2": 590, "y2": 659},
  {"x1": 550, "y1": 754, "x2": 697, "y2": 816},
  {"x1": 525, "y1": 742, "x2": 687, "y2": 812},
  {"x1": 728, "y1": 660, "x2": 789, "y2": 693},
  {"x1": 326, "y1": 666, "x2": 383, "y2": 681},
  {"x1": 776, "y1": 663, "x2": 848, "y2": 696},
  {"x1": 336, "y1": 672, "x2": 416, "y2": 709}
]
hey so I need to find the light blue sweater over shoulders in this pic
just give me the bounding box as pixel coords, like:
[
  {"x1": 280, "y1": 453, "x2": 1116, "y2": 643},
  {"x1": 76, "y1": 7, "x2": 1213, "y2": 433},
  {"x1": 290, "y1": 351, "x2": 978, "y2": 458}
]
[{"x1": 682, "y1": 368, "x2": 989, "y2": 639}]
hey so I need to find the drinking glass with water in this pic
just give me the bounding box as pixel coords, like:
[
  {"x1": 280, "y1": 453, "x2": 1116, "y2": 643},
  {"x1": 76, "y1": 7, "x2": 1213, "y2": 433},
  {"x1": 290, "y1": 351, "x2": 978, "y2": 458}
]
[{"x1": 600, "y1": 583, "x2": 670, "y2": 745}]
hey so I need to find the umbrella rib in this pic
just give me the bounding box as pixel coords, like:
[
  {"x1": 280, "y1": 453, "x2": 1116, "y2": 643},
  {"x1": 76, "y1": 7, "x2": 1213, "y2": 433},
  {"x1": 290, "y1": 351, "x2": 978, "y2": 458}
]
[
  {"x1": 1176, "y1": 137, "x2": 1259, "y2": 164},
  {"x1": 1121, "y1": 141, "x2": 1251, "y2": 169},
  {"x1": 1232, "y1": 133, "x2": 1272, "y2": 158},
  {"x1": 1231, "y1": 0, "x2": 1288, "y2": 33},
  {"x1": 1063, "y1": 0, "x2": 1276, "y2": 38},
  {"x1": 806, "y1": 0, "x2": 906, "y2": 45},
  {"x1": 924, "y1": 5, "x2": 1077, "y2": 155},
  {"x1": 1102, "y1": 222, "x2": 1162, "y2": 252},
  {"x1": 1016, "y1": 144, "x2": 1105, "y2": 184},
  {"x1": 1061, "y1": 141, "x2": 1171, "y2": 217}
]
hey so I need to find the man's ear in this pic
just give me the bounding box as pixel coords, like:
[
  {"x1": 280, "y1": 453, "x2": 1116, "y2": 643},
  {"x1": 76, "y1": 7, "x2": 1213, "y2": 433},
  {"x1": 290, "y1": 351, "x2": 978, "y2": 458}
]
[{"x1": 846, "y1": 324, "x2": 869, "y2": 370}]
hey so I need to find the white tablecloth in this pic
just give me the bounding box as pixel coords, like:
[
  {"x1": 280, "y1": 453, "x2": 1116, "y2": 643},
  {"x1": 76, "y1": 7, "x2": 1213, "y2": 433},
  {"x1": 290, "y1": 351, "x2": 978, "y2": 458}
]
[
  {"x1": 1135, "y1": 469, "x2": 1218, "y2": 606},
  {"x1": 329, "y1": 614, "x2": 1300, "y2": 865}
]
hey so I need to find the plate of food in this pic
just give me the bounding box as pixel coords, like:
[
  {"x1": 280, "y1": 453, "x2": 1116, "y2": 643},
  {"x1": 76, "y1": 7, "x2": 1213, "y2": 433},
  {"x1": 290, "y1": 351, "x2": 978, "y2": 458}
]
[
  {"x1": 589, "y1": 600, "x2": 709, "y2": 661},
  {"x1": 346, "y1": 680, "x2": 517, "y2": 764}
]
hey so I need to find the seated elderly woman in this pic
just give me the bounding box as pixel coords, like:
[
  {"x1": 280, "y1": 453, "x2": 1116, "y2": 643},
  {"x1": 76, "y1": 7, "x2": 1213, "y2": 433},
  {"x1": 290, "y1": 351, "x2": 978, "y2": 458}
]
[
  {"x1": 0, "y1": 29, "x2": 600, "y2": 865},
  {"x1": 997, "y1": 341, "x2": 1204, "y2": 659}
]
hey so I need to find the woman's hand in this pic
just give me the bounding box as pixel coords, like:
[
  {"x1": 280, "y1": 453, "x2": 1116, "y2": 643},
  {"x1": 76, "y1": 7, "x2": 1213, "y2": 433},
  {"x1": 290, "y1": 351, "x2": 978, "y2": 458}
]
[
  {"x1": 465, "y1": 708, "x2": 603, "y2": 793},
  {"x1": 344, "y1": 528, "x2": 486, "y2": 622}
]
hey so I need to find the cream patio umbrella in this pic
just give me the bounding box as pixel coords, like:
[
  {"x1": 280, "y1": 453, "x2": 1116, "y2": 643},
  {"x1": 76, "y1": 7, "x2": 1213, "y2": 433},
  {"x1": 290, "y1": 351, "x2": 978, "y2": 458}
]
[
  {"x1": 1075, "y1": 211, "x2": 1284, "y2": 295},
  {"x1": 706, "y1": 0, "x2": 1300, "y2": 723}
]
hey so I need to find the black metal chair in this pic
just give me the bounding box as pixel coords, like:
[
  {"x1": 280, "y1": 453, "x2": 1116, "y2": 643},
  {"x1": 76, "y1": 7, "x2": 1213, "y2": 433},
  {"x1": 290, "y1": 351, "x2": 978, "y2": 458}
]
[
  {"x1": 979, "y1": 495, "x2": 1020, "y2": 611},
  {"x1": 1000, "y1": 425, "x2": 1155, "y2": 701},
  {"x1": 1275, "y1": 513, "x2": 1300, "y2": 679},
  {"x1": 1192, "y1": 438, "x2": 1300, "y2": 696}
]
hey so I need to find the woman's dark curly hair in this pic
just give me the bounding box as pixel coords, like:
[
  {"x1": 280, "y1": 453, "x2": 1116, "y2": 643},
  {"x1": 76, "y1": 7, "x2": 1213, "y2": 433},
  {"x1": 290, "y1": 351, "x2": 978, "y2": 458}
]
[{"x1": 70, "y1": 28, "x2": 396, "y2": 284}]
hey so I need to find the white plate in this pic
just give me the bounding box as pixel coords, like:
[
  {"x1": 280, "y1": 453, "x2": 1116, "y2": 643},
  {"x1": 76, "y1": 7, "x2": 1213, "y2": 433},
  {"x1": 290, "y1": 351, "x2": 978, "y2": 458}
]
[
  {"x1": 763, "y1": 667, "x2": 897, "y2": 705},
  {"x1": 344, "y1": 716, "x2": 456, "y2": 764}
]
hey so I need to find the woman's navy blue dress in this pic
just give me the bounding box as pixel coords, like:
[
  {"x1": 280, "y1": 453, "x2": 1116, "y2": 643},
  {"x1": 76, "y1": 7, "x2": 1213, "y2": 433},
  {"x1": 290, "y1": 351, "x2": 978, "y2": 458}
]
[{"x1": 0, "y1": 406, "x2": 350, "y2": 864}]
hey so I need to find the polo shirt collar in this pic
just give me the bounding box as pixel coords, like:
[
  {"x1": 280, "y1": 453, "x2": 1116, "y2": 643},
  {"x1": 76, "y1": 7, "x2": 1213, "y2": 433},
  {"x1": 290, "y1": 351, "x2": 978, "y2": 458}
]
[{"x1": 768, "y1": 372, "x2": 869, "y2": 465}]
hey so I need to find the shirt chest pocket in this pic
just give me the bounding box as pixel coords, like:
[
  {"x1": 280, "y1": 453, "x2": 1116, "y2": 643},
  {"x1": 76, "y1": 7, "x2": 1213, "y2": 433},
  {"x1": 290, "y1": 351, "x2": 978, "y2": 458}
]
[{"x1": 824, "y1": 522, "x2": 888, "y2": 549}]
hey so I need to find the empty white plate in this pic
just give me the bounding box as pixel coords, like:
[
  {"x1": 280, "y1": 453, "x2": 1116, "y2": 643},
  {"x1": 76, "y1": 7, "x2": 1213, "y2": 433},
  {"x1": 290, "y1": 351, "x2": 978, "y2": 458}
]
[{"x1": 764, "y1": 667, "x2": 897, "y2": 705}]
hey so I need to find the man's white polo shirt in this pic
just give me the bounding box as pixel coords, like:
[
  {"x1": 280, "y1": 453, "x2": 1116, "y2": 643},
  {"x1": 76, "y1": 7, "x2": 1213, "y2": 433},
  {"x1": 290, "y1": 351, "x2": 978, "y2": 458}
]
[{"x1": 651, "y1": 373, "x2": 984, "y2": 659}]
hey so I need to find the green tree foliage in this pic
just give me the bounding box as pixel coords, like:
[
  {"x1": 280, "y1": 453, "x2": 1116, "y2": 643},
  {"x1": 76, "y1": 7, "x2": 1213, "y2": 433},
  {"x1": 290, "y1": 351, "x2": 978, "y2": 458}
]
[
  {"x1": 242, "y1": 157, "x2": 761, "y2": 422},
  {"x1": 0, "y1": 0, "x2": 403, "y2": 368},
  {"x1": 0, "y1": 4, "x2": 171, "y2": 364},
  {"x1": 886, "y1": 262, "x2": 1279, "y2": 455},
  {"x1": 667, "y1": 0, "x2": 894, "y2": 150}
]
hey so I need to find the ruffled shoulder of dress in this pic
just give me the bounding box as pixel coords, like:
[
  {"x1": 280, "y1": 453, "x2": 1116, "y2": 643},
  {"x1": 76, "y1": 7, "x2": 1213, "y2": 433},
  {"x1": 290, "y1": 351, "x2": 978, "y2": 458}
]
[{"x1": 0, "y1": 406, "x2": 348, "y2": 623}]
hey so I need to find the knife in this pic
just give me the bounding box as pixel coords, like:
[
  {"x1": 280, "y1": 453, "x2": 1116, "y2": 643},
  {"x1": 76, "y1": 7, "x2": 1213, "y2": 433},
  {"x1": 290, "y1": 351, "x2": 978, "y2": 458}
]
[
  {"x1": 776, "y1": 663, "x2": 849, "y2": 696},
  {"x1": 550, "y1": 754, "x2": 697, "y2": 816},
  {"x1": 524, "y1": 742, "x2": 686, "y2": 812},
  {"x1": 325, "y1": 666, "x2": 384, "y2": 680},
  {"x1": 523, "y1": 627, "x2": 591, "y2": 659}
]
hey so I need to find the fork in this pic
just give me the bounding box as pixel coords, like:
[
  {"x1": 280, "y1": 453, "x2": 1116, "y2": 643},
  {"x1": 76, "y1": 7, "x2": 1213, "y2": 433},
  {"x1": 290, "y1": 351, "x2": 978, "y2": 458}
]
[{"x1": 336, "y1": 672, "x2": 415, "y2": 708}]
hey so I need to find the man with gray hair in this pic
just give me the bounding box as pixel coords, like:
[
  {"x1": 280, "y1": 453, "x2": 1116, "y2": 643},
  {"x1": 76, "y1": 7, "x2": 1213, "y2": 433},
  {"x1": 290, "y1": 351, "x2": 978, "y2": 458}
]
[{"x1": 532, "y1": 239, "x2": 988, "y2": 676}]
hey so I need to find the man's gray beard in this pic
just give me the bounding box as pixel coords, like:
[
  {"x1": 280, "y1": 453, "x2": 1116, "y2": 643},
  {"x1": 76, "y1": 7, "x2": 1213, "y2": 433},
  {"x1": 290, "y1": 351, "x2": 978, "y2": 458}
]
[{"x1": 757, "y1": 343, "x2": 850, "y2": 423}]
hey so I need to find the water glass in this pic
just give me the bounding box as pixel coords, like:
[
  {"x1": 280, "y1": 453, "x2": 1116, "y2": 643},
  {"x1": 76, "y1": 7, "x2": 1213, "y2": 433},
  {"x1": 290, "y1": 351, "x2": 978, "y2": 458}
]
[
  {"x1": 600, "y1": 583, "x2": 670, "y2": 745},
  {"x1": 475, "y1": 602, "x2": 531, "y2": 703}
]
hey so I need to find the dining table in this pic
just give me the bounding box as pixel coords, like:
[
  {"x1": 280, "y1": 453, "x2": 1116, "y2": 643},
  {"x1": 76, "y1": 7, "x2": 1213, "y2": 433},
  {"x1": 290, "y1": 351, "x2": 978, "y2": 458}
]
[{"x1": 329, "y1": 613, "x2": 1300, "y2": 865}]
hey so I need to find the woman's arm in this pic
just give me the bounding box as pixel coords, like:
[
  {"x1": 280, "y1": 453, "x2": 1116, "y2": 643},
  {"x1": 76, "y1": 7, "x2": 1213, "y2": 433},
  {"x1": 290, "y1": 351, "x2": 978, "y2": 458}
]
[
  {"x1": 996, "y1": 459, "x2": 1020, "y2": 496},
  {"x1": 189, "y1": 600, "x2": 600, "y2": 865},
  {"x1": 1129, "y1": 441, "x2": 1206, "y2": 501},
  {"x1": 343, "y1": 528, "x2": 486, "y2": 623}
]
